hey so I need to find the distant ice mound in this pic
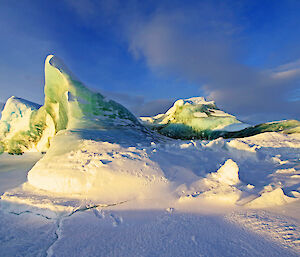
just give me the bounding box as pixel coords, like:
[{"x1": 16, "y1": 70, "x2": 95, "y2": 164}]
[
  {"x1": 223, "y1": 119, "x2": 300, "y2": 138},
  {"x1": 0, "y1": 55, "x2": 146, "y2": 154},
  {"x1": 140, "y1": 97, "x2": 300, "y2": 140},
  {"x1": 0, "y1": 96, "x2": 41, "y2": 153},
  {"x1": 140, "y1": 97, "x2": 249, "y2": 139}
]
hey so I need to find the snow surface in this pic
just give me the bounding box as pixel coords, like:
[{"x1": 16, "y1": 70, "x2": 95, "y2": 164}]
[
  {"x1": 0, "y1": 55, "x2": 300, "y2": 256},
  {"x1": 27, "y1": 131, "x2": 170, "y2": 201},
  {"x1": 1, "y1": 131, "x2": 300, "y2": 256}
]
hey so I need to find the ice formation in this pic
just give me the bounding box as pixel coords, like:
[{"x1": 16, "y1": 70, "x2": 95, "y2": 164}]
[
  {"x1": 13, "y1": 55, "x2": 169, "y2": 200},
  {"x1": 140, "y1": 97, "x2": 249, "y2": 139},
  {"x1": 0, "y1": 55, "x2": 145, "y2": 154},
  {"x1": 1, "y1": 54, "x2": 300, "y2": 257},
  {"x1": 223, "y1": 119, "x2": 300, "y2": 138},
  {"x1": 245, "y1": 188, "x2": 295, "y2": 208},
  {"x1": 140, "y1": 98, "x2": 300, "y2": 140},
  {"x1": 178, "y1": 159, "x2": 242, "y2": 204},
  {"x1": 0, "y1": 96, "x2": 41, "y2": 153},
  {"x1": 1, "y1": 54, "x2": 300, "y2": 208},
  {"x1": 209, "y1": 159, "x2": 240, "y2": 185},
  {"x1": 42, "y1": 55, "x2": 142, "y2": 131}
]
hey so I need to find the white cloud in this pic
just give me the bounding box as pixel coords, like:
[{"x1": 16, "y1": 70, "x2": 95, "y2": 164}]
[{"x1": 124, "y1": 3, "x2": 300, "y2": 122}]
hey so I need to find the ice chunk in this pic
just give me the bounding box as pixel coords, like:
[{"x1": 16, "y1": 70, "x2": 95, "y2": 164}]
[
  {"x1": 223, "y1": 120, "x2": 300, "y2": 139},
  {"x1": 246, "y1": 188, "x2": 295, "y2": 208},
  {"x1": 12, "y1": 55, "x2": 168, "y2": 200},
  {"x1": 178, "y1": 159, "x2": 241, "y2": 205},
  {"x1": 0, "y1": 96, "x2": 41, "y2": 153},
  {"x1": 210, "y1": 159, "x2": 240, "y2": 185},
  {"x1": 0, "y1": 96, "x2": 40, "y2": 138}
]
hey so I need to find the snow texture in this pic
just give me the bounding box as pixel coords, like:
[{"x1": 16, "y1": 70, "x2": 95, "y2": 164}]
[{"x1": 0, "y1": 55, "x2": 300, "y2": 256}]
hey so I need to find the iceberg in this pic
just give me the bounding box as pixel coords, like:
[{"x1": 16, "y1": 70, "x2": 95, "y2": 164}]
[
  {"x1": 7, "y1": 55, "x2": 169, "y2": 200},
  {"x1": 140, "y1": 97, "x2": 249, "y2": 139},
  {"x1": 0, "y1": 96, "x2": 41, "y2": 153},
  {"x1": 42, "y1": 55, "x2": 142, "y2": 131},
  {"x1": 0, "y1": 55, "x2": 147, "y2": 154},
  {"x1": 140, "y1": 97, "x2": 300, "y2": 140},
  {"x1": 219, "y1": 119, "x2": 300, "y2": 138}
]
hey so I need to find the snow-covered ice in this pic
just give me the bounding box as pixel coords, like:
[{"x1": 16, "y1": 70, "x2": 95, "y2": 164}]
[
  {"x1": 140, "y1": 98, "x2": 300, "y2": 140},
  {"x1": 0, "y1": 55, "x2": 300, "y2": 256},
  {"x1": 140, "y1": 96, "x2": 249, "y2": 139},
  {"x1": 0, "y1": 97, "x2": 41, "y2": 153}
]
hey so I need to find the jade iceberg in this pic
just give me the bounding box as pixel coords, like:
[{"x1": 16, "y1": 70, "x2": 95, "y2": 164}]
[{"x1": 0, "y1": 55, "x2": 144, "y2": 154}]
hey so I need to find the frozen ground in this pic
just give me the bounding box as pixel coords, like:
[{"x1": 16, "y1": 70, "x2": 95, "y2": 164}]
[
  {"x1": 0, "y1": 132, "x2": 300, "y2": 257},
  {"x1": 0, "y1": 55, "x2": 299, "y2": 256}
]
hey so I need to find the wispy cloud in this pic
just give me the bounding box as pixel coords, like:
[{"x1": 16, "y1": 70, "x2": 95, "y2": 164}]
[
  {"x1": 122, "y1": 2, "x2": 300, "y2": 122},
  {"x1": 4, "y1": 1, "x2": 298, "y2": 123}
]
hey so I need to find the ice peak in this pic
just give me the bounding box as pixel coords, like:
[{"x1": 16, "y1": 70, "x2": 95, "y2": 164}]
[
  {"x1": 140, "y1": 96, "x2": 243, "y2": 139},
  {"x1": 175, "y1": 97, "x2": 215, "y2": 107},
  {"x1": 46, "y1": 54, "x2": 76, "y2": 79},
  {"x1": 4, "y1": 96, "x2": 41, "y2": 109},
  {"x1": 43, "y1": 54, "x2": 142, "y2": 132},
  {"x1": 45, "y1": 54, "x2": 54, "y2": 63}
]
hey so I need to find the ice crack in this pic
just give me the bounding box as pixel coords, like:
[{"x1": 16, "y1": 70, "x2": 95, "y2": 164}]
[
  {"x1": 9, "y1": 210, "x2": 52, "y2": 220},
  {"x1": 45, "y1": 200, "x2": 128, "y2": 257}
]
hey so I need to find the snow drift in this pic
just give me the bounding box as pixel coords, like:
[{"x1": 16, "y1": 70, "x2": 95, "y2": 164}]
[{"x1": 27, "y1": 132, "x2": 169, "y2": 201}]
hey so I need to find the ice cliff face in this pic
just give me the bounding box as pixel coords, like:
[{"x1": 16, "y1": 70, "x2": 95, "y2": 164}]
[
  {"x1": 140, "y1": 97, "x2": 249, "y2": 139},
  {"x1": 0, "y1": 55, "x2": 145, "y2": 154}
]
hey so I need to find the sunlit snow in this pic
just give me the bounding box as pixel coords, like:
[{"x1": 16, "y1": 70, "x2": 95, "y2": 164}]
[{"x1": 0, "y1": 55, "x2": 299, "y2": 257}]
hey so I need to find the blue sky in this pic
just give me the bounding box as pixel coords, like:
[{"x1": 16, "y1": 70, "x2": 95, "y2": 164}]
[{"x1": 0, "y1": 0, "x2": 299, "y2": 123}]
